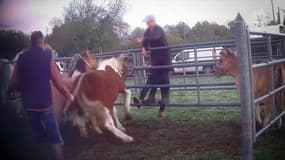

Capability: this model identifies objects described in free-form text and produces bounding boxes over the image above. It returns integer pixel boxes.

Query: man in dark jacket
[135,15,171,117]
[11,31,73,160]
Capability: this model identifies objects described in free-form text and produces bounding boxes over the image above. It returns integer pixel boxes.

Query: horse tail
[77,92,108,126]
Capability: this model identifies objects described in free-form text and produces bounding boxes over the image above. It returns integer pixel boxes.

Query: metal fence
[235,15,285,160]
[55,32,284,109]
[52,15,285,160]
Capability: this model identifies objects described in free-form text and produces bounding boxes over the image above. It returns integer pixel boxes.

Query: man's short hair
[31,31,44,46]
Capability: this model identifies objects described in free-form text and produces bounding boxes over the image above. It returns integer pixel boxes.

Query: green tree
[164,25,183,45]
[0,30,29,60]
[47,0,127,56]
[175,22,191,41]
[189,21,233,43]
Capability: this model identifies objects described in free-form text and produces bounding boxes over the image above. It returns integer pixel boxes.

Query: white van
[172,47,222,74]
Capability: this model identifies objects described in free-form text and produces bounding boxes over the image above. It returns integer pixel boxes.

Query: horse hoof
[159,112,166,118]
[125,114,132,121]
[95,128,103,134]
[123,136,134,143]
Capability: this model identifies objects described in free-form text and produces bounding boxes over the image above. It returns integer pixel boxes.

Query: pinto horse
[52,50,98,121]
[65,54,133,143]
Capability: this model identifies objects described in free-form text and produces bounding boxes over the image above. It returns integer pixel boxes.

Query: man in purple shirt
[11,31,73,160]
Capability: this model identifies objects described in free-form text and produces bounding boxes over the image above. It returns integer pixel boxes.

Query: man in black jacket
[135,15,171,117]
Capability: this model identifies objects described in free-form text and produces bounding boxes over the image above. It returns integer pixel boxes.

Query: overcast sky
[0,0,285,34]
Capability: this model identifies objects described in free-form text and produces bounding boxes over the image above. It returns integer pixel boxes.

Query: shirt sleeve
[142,30,149,49]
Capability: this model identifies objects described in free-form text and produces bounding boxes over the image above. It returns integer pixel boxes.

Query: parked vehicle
[172,47,222,74]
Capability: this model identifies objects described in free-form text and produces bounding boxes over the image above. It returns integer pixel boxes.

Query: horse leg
[102,111,133,143]
[90,115,103,134]
[111,107,126,132]
[72,114,88,137]
[122,89,132,120]
[255,103,262,125]
[263,97,273,127]
[79,93,133,142]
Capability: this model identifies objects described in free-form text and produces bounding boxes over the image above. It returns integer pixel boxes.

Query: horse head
[117,54,129,77]
[215,48,238,77]
[81,50,98,70]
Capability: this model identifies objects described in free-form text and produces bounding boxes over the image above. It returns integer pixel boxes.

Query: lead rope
[63,73,85,120]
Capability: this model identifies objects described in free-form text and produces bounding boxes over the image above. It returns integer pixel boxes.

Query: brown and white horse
[52,49,99,121]
[65,54,133,143]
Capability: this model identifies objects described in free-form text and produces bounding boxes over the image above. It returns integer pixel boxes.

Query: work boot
[158,97,169,118]
[53,144,64,160]
[133,97,143,108]
[142,95,157,105]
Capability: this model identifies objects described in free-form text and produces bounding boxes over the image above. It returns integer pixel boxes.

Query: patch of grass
[254,127,285,160]
[123,108,241,126]
[123,75,239,105]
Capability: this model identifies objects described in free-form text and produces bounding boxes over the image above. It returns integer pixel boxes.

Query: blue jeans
[27,107,63,144]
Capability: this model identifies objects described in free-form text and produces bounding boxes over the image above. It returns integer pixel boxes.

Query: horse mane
[97,57,122,75]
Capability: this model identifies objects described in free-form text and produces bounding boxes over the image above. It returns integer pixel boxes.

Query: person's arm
[142,31,150,56]
[50,60,74,101]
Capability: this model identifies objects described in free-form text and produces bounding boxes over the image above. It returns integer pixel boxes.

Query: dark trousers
[139,68,170,100]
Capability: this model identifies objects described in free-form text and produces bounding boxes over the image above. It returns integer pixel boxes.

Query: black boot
[158,97,169,118]
[133,97,143,108]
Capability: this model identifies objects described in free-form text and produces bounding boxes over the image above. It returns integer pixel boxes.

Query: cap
[143,15,156,23]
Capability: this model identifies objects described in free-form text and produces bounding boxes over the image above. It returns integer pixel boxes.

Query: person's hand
[142,47,149,57]
[143,64,151,68]
[136,37,143,44]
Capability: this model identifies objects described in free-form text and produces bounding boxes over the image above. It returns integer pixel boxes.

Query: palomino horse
[65,54,133,143]
[215,48,285,127]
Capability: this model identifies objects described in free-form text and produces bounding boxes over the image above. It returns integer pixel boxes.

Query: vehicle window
[175,51,191,61]
[175,53,183,61]
[182,52,189,60]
